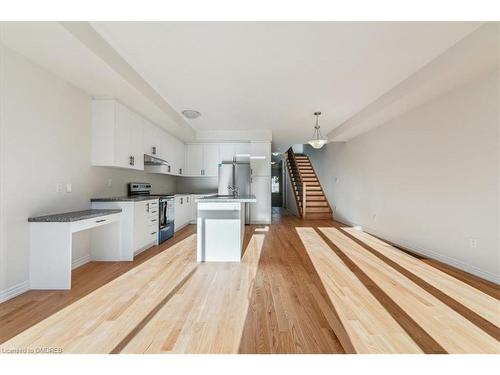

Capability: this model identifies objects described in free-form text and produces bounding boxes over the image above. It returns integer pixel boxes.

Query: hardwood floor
[317,227,499,353]
[121,232,264,353]
[0,225,196,345]
[0,208,498,354]
[238,217,346,353]
[1,234,197,353]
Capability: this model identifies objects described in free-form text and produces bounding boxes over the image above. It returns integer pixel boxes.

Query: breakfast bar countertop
[195,194,256,203]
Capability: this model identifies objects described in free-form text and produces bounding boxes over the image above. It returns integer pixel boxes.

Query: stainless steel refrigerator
[218,160,251,223]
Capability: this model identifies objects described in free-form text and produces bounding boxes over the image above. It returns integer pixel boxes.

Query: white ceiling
[91,21,482,151]
[0,22,195,141]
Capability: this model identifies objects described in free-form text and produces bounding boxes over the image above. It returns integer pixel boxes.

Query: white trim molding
[335,218,500,285]
[72,254,91,270]
[0,280,29,304]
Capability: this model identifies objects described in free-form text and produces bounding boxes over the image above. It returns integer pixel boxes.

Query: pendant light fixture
[308,111,327,149]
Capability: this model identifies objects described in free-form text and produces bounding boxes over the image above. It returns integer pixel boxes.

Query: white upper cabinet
[184,142,254,176]
[250,141,271,177]
[186,144,204,176]
[172,137,186,176]
[203,144,220,176]
[186,144,219,176]
[92,99,143,170]
[219,143,250,163]
[142,120,164,159]
[234,142,251,157]
[92,101,259,178]
[219,143,235,163]
[92,99,186,175]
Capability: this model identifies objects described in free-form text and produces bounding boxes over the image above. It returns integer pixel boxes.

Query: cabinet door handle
[180,197,183,204]
[179,168,182,175]
[129,156,134,166]
[147,203,150,212]
[95,219,106,223]
[152,146,156,155]
[168,165,171,173]
[151,231,157,235]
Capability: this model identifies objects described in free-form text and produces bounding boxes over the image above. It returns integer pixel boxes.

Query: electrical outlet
[55,183,62,193]
[469,238,478,249]
[107,179,112,187]
[66,183,72,193]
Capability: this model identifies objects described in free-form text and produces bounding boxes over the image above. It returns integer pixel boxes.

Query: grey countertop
[196,194,256,203]
[91,196,160,202]
[28,209,122,223]
[91,193,217,202]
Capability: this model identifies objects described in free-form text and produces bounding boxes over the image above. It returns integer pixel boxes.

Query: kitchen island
[196,195,257,262]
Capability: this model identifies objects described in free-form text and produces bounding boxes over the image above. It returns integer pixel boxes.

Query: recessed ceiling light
[182,110,201,119]
[272,152,280,156]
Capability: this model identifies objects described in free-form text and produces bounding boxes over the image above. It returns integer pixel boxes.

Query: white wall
[0,45,176,301]
[306,70,499,283]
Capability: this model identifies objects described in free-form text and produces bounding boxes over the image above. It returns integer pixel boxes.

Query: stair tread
[305,207,332,213]
[287,148,333,220]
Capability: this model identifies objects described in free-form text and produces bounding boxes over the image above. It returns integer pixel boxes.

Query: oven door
[159,197,174,243]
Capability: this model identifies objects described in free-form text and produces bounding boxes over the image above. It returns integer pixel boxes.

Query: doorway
[271,160,283,207]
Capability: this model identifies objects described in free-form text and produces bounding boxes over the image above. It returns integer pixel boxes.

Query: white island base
[196,196,256,262]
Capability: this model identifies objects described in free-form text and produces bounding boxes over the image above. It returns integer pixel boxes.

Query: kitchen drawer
[148,200,159,208]
[70,213,121,233]
[147,227,158,242]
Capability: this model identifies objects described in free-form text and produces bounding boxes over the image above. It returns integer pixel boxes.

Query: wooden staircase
[285,148,333,220]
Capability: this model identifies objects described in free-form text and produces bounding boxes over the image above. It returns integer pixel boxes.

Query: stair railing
[286,147,306,218]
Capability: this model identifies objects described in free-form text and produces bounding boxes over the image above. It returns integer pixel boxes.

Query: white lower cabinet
[91,199,159,260]
[133,200,159,254]
[174,195,192,232]
[251,176,271,224]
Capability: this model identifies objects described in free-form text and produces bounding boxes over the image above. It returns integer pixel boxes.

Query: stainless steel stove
[128,183,175,244]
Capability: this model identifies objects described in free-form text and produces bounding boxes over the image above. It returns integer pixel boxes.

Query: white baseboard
[0,280,30,304]
[334,218,500,285]
[72,254,91,270]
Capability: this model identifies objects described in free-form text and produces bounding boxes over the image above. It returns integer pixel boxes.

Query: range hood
[144,154,169,166]
[144,154,172,174]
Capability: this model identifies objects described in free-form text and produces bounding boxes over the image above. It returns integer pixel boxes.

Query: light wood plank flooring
[1,234,197,353]
[120,233,264,353]
[0,208,498,354]
[317,227,499,353]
